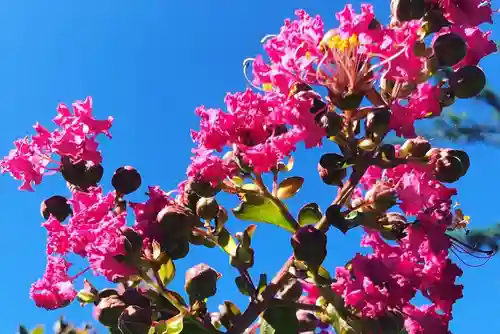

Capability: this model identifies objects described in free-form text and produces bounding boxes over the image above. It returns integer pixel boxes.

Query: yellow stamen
[262,83,273,91]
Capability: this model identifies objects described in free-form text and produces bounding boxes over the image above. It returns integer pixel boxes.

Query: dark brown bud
[40,195,72,221]
[330,92,364,110]
[196,197,220,220]
[190,179,221,198]
[365,107,391,139]
[157,205,200,240]
[310,98,327,114]
[185,263,221,301]
[319,112,343,137]
[117,305,152,334]
[398,137,431,158]
[433,33,466,67]
[423,8,450,34]
[122,228,143,259]
[93,295,126,327]
[391,0,425,22]
[439,87,456,107]
[325,204,351,234]
[297,310,319,332]
[449,65,486,99]
[112,166,142,195]
[429,149,470,183]
[378,144,396,162]
[61,157,103,191]
[120,288,150,309]
[317,153,347,186]
[163,238,190,260]
[291,226,327,268]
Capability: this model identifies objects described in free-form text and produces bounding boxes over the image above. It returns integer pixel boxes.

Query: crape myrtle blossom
[43,187,134,283]
[432,0,494,26]
[0,97,112,191]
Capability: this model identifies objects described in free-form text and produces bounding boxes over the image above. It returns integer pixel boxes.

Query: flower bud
[120,288,150,309]
[185,263,221,301]
[423,8,450,34]
[310,98,327,114]
[329,91,364,110]
[93,295,126,327]
[122,228,143,259]
[40,195,72,221]
[191,179,221,198]
[398,137,431,158]
[365,107,391,139]
[196,197,220,220]
[378,144,396,162]
[377,212,408,240]
[433,33,466,67]
[291,226,327,268]
[429,149,470,183]
[157,205,200,240]
[61,157,103,191]
[449,65,486,99]
[391,0,425,22]
[118,305,152,334]
[163,238,190,260]
[439,87,456,107]
[319,112,343,137]
[112,166,142,195]
[365,184,397,212]
[317,153,347,186]
[325,204,351,234]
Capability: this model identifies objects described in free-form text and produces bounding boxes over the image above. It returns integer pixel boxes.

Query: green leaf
[232,193,296,232]
[257,274,267,294]
[235,276,252,296]
[298,203,322,226]
[276,176,304,199]
[166,314,184,334]
[158,257,176,287]
[261,307,299,334]
[30,327,44,334]
[217,228,238,257]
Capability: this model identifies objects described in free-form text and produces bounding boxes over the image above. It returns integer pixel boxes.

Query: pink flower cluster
[0,97,112,191]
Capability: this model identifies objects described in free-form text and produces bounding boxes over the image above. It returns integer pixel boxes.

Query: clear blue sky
[0,1,499,333]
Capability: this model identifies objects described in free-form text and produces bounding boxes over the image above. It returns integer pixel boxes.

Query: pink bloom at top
[336,4,376,36]
[436,0,493,26]
[434,26,497,68]
[390,83,442,138]
[0,97,112,191]
[30,255,77,310]
[187,149,237,186]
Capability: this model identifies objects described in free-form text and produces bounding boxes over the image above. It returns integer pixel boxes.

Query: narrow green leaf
[232,193,296,232]
[158,257,175,287]
[30,327,44,334]
[298,203,322,226]
[77,290,96,304]
[217,228,238,257]
[276,176,304,199]
[257,274,267,294]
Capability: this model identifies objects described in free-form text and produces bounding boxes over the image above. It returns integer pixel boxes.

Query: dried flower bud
[157,205,200,240]
[291,226,327,268]
[94,295,126,327]
[423,8,450,34]
[317,153,347,186]
[429,149,470,183]
[433,33,466,67]
[118,305,152,334]
[449,65,486,99]
[196,197,220,220]
[61,157,103,191]
[40,195,72,221]
[112,166,142,195]
[319,112,343,137]
[185,263,220,301]
[398,137,431,158]
[122,228,143,258]
[365,107,391,139]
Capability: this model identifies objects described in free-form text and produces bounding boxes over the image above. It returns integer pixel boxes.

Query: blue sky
[0,0,500,332]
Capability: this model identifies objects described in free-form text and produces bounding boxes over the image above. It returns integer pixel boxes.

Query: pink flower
[434,26,497,68]
[0,97,112,191]
[402,304,450,334]
[187,149,236,186]
[30,256,76,310]
[390,83,442,138]
[436,0,493,26]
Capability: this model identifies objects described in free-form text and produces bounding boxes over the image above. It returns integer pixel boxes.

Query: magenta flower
[436,0,493,26]
[402,304,450,334]
[30,256,77,310]
[0,97,112,191]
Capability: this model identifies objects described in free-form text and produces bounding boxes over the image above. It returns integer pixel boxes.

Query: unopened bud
[185,263,221,301]
[122,228,143,258]
[157,205,200,240]
[112,166,142,195]
[391,0,425,22]
[319,112,343,137]
[163,238,190,260]
[317,153,347,186]
[329,91,364,111]
[365,108,391,139]
[325,205,351,234]
[61,157,103,191]
[429,149,470,183]
[423,8,450,34]
[41,195,72,221]
[377,212,408,240]
[118,305,152,334]
[297,310,319,332]
[433,33,466,67]
[120,289,150,309]
[291,226,327,268]
[191,179,221,198]
[93,295,126,327]
[196,197,220,220]
[379,144,396,162]
[398,137,431,158]
[449,65,486,99]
